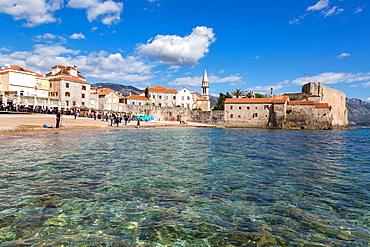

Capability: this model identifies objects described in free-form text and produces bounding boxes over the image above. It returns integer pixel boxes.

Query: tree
[231,89,244,98]
[214,92,233,110]
[144,87,150,99]
[255,93,264,98]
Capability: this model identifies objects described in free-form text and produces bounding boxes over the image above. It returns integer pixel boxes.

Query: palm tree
[231,89,244,98]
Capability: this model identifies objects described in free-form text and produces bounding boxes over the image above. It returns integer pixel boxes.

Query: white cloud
[324,6,344,17]
[33,33,67,43]
[0,0,63,27]
[355,6,365,14]
[0,47,11,52]
[247,84,284,93]
[70,33,86,40]
[0,44,155,83]
[168,74,242,87]
[306,0,330,11]
[350,81,370,88]
[337,53,351,59]
[67,0,123,25]
[292,72,370,85]
[136,26,216,67]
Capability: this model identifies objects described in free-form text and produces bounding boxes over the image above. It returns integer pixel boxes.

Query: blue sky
[0,0,369,101]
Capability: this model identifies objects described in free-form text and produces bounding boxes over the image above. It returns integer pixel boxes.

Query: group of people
[57,111,140,128]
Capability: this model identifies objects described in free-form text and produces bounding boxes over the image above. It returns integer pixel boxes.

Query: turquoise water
[0,128,369,246]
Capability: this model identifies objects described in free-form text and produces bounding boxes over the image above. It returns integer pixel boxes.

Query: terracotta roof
[124,95,149,100]
[314,103,330,108]
[91,88,116,95]
[49,76,89,84]
[288,101,330,109]
[197,96,209,101]
[148,86,178,93]
[288,101,315,105]
[308,95,320,97]
[225,96,289,104]
[0,65,35,74]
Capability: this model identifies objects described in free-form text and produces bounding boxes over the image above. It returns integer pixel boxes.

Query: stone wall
[284,104,333,129]
[190,110,224,125]
[120,104,192,122]
[302,83,348,127]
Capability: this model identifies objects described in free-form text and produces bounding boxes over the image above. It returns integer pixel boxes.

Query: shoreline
[0,114,219,136]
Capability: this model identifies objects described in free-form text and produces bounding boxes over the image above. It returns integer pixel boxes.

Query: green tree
[214,92,232,110]
[144,87,150,99]
[231,89,244,98]
[255,93,264,98]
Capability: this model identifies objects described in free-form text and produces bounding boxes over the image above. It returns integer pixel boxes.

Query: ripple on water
[0,128,369,246]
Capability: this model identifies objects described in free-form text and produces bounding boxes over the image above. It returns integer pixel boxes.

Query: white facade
[176,87,194,108]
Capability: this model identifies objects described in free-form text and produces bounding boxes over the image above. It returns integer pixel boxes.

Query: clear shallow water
[0,128,369,246]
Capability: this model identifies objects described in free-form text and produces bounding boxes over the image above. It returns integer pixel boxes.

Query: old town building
[46,65,91,110]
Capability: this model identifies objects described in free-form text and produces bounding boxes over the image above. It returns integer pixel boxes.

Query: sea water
[0,128,369,246]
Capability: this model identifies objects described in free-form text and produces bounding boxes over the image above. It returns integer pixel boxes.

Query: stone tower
[201,69,209,100]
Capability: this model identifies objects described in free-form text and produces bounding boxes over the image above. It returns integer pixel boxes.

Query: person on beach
[136,119,140,128]
[56,111,61,128]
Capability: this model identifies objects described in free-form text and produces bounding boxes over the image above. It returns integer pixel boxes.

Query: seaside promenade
[0,113,216,136]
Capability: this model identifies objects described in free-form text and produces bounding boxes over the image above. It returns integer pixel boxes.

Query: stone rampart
[190,110,224,125]
[284,104,333,129]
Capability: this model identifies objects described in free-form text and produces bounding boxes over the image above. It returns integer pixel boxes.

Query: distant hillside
[347,98,370,127]
[92,83,142,96]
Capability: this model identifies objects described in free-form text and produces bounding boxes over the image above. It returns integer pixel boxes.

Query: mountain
[92,83,142,96]
[346,98,370,127]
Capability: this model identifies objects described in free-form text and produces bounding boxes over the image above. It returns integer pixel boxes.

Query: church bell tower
[201,69,209,100]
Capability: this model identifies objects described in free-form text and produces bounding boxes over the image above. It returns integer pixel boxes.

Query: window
[82,85,86,90]
[230,106,233,110]
[173,96,176,100]
[239,107,242,110]
[132,102,135,105]
[264,105,269,109]
[253,113,258,118]
[165,96,168,100]
[159,96,162,99]
[66,83,69,88]
[159,103,162,107]
[73,101,76,106]
[153,95,155,99]
[182,96,185,100]
[255,107,258,109]
[230,114,234,118]
[65,92,70,97]
[82,94,85,98]
[82,102,85,106]
[247,107,250,110]
[187,96,190,100]
[50,83,53,87]
[55,92,58,96]
[139,102,141,105]
[238,115,241,118]
[66,101,69,106]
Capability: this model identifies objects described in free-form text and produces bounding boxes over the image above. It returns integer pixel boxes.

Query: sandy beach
[0,113,217,136]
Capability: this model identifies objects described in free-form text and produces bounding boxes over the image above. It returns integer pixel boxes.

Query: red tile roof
[288,101,330,108]
[124,95,149,100]
[288,101,315,105]
[225,96,289,104]
[314,103,330,108]
[148,86,178,93]
[49,76,89,84]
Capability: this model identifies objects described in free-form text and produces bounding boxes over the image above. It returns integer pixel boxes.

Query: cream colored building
[176,87,194,108]
[46,65,91,110]
[142,86,178,107]
[123,94,150,106]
